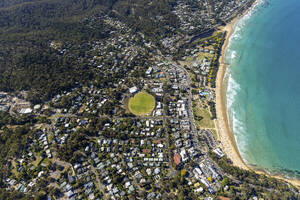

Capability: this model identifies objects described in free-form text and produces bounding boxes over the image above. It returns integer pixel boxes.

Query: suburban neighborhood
[0,0,299,200]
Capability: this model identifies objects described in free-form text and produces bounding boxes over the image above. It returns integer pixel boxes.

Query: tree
[180,169,187,183]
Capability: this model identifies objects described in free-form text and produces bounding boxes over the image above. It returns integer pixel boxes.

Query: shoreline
[215,0,300,188]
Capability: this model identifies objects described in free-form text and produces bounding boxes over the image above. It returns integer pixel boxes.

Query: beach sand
[216,12,250,170]
[215,0,300,188]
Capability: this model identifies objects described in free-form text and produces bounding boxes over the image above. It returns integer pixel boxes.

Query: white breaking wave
[226,74,240,109]
[224,0,265,161]
[231,50,237,60]
[226,75,249,158]
[227,0,264,51]
[231,109,249,158]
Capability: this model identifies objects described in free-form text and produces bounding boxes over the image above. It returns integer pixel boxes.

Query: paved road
[169,61,203,152]
[91,166,108,200]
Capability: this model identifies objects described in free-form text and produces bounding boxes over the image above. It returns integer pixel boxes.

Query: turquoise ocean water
[226,0,300,178]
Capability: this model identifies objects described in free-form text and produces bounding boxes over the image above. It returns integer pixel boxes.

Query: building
[19,108,33,114]
[174,153,181,165]
[129,86,138,94]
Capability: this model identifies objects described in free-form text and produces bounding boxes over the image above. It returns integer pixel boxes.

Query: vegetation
[128,92,156,116]
[0,0,179,103]
[0,111,36,126]
[208,101,217,120]
[209,151,299,199]
[194,105,215,128]
[0,0,297,199]
[0,125,33,181]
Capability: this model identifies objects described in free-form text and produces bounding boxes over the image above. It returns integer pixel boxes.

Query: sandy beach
[215,0,300,188]
[216,12,250,171]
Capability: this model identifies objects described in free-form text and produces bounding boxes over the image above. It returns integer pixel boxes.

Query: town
[0,0,299,200]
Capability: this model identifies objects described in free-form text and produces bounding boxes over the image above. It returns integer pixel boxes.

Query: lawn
[194,106,215,129]
[129,92,156,116]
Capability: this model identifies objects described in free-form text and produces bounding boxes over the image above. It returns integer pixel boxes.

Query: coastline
[216,2,254,171]
[215,0,300,187]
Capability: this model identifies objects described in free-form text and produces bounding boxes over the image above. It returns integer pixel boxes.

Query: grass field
[129,92,155,116]
[194,105,215,129]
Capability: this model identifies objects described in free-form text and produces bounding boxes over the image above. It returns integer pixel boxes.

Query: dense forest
[0,0,179,103]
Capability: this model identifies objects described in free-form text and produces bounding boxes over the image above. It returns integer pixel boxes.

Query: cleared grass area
[179,52,213,67]
[197,52,214,60]
[129,92,155,116]
[194,106,215,128]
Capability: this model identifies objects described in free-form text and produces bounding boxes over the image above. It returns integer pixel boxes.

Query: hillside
[0,0,253,103]
[0,0,179,103]
[1,1,299,200]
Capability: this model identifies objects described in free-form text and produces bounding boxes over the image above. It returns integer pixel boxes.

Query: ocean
[225,0,300,178]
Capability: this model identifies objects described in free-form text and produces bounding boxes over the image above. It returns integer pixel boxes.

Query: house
[19,108,33,114]
[146,67,153,76]
[147,192,156,199]
[184,132,190,139]
[127,162,133,169]
[112,187,119,194]
[125,181,131,189]
[188,147,197,157]
[208,165,221,180]
[174,132,180,139]
[66,190,74,198]
[129,86,138,94]
[0,105,9,112]
[38,171,44,177]
[185,140,192,148]
[120,191,126,197]
[154,168,160,175]
[180,148,189,162]
[208,187,215,194]
[33,104,41,110]
[146,168,152,175]
[156,102,162,109]
[194,187,203,193]
[213,148,224,158]
[68,175,76,184]
[175,139,182,148]
[193,167,203,176]
[200,178,210,187]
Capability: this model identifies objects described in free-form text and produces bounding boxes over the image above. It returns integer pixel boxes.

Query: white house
[129,86,138,94]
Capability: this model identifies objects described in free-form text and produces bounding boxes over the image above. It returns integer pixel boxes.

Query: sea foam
[224,0,265,164]
[225,0,300,179]
[227,0,264,49]
[226,74,249,160]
